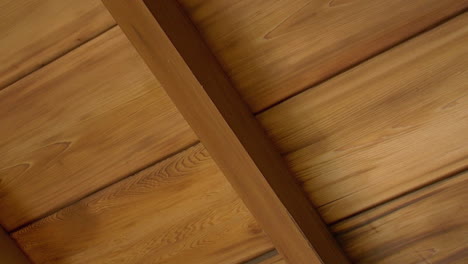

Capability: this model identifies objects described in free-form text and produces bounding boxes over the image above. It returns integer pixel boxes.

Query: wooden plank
[0,26,198,231]
[101,1,348,263]
[0,0,116,89]
[258,13,468,223]
[12,144,273,264]
[332,171,468,263]
[179,0,468,112]
[0,228,30,264]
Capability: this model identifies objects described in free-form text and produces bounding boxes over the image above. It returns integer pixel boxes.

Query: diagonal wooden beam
[101,1,349,263]
[0,227,30,263]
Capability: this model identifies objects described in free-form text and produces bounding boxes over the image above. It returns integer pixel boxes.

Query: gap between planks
[254,7,468,115]
[0,24,117,92]
[8,141,201,234]
[330,165,468,226]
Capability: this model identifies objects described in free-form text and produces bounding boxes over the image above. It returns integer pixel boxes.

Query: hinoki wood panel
[0,0,115,89]
[0,27,197,231]
[259,13,468,223]
[179,0,468,112]
[12,144,273,264]
[333,171,468,263]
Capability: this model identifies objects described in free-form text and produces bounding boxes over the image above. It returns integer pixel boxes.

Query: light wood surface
[333,171,468,263]
[3,0,466,263]
[0,26,198,231]
[12,144,273,264]
[0,228,30,264]
[102,1,349,263]
[179,0,468,112]
[259,13,468,223]
[0,0,115,89]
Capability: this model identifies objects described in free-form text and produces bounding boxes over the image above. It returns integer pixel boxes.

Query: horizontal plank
[179,0,468,112]
[0,228,30,264]
[0,27,198,231]
[332,171,468,263]
[11,144,273,264]
[258,13,468,223]
[0,0,115,89]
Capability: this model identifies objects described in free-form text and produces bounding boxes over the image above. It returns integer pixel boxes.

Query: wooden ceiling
[1,0,467,263]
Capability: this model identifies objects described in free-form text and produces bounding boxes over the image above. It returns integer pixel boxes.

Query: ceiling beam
[101,1,349,263]
[0,227,30,263]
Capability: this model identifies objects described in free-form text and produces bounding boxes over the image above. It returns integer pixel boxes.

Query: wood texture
[0,228,30,264]
[179,0,468,112]
[333,171,468,264]
[258,13,468,223]
[0,0,116,89]
[102,1,348,263]
[12,144,273,264]
[0,26,198,231]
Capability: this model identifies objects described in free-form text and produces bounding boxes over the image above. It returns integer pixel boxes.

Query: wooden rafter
[101,0,350,263]
[0,227,30,264]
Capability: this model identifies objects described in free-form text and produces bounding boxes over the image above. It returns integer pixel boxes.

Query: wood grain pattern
[179,0,468,112]
[0,228,30,264]
[12,144,273,264]
[258,13,468,223]
[333,171,468,264]
[0,0,116,89]
[0,26,198,231]
[102,1,349,263]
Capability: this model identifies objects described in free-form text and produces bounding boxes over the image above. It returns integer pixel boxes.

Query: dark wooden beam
[101,1,349,263]
[0,227,30,263]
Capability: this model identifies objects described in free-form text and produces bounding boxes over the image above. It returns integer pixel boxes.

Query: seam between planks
[254,7,468,116]
[240,169,468,262]
[8,140,201,234]
[0,24,118,92]
[329,166,468,227]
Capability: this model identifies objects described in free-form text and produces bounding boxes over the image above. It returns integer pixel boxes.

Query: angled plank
[179,0,468,112]
[259,13,468,223]
[12,144,273,264]
[0,27,198,231]
[333,171,468,263]
[0,228,30,264]
[102,1,348,263]
[0,0,116,89]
